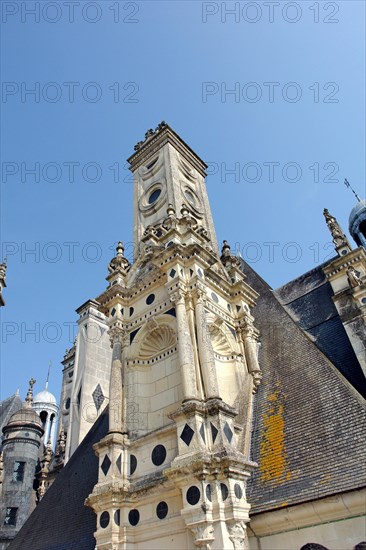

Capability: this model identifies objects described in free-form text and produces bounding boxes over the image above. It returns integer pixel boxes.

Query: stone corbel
[227,521,249,550]
[189,522,215,550]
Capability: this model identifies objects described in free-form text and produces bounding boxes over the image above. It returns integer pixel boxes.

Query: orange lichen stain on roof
[259,388,292,485]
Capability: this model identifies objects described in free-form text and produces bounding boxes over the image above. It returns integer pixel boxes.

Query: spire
[344,178,361,203]
[25,378,36,408]
[323,208,352,255]
[46,361,51,391]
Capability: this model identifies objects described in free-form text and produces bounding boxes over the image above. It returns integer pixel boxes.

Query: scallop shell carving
[139,326,177,359]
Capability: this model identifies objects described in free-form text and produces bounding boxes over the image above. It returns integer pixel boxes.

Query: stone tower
[0,380,44,549]
[62,301,112,462]
[86,123,262,549]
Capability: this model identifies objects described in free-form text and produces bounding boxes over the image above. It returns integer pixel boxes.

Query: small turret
[0,380,44,547]
[349,199,366,248]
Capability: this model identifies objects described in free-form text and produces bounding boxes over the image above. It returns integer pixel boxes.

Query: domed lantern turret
[349,199,366,248]
[33,366,59,449]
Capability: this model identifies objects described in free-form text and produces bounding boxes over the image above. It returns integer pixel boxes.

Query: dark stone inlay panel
[180,423,194,446]
[223,422,233,443]
[101,455,111,476]
[199,423,206,443]
[156,501,168,519]
[220,483,228,501]
[234,483,243,500]
[130,454,137,475]
[186,486,200,505]
[114,510,120,526]
[100,511,110,529]
[210,423,218,443]
[152,444,166,466]
[128,509,140,526]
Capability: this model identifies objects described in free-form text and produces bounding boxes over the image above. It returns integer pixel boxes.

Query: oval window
[185,190,195,205]
[148,189,161,205]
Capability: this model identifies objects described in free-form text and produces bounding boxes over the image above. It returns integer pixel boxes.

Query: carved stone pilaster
[107,324,128,433]
[239,315,262,392]
[194,287,220,400]
[169,289,198,400]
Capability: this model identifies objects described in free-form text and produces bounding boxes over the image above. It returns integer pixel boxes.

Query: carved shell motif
[138,325,177,359]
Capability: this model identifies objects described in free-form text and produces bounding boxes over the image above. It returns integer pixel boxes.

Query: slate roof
[8,410,109,550]
[275,260,366,398]
[242,259,366,514]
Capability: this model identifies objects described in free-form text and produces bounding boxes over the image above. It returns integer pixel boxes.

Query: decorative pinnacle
[107,241,131,275]
[221,240,231,256]
[25,378,36,408]
[323,208,351,251]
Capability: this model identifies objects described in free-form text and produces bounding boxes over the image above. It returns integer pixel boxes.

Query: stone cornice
[323,247,366,279]
[249,487,366,537]
[127,123,208,177]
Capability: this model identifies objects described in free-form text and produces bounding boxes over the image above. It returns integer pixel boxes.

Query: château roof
[8,259,366,546]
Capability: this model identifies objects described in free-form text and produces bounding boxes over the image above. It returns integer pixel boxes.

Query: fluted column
[170,290,198,401]
[194,288,220,399]
[108,324,128,433]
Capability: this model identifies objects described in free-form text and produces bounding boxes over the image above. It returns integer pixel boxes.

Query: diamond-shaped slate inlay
[180,423,194,446]
[101,454,111,476]
[223,422,233,443]
[199,423,206,443]
[116,453,122,474]
[210,423,218,443]
[169,269,176,278]
[92,384,105,411]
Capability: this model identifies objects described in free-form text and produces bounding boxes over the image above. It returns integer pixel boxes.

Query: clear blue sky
[1,1,365,402]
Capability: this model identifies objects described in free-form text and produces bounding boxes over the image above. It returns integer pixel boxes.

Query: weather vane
[344,178,361,202]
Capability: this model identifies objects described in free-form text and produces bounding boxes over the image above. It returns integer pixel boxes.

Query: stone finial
[221,240,240,268]
[323,208,351,250]
[167,203,176,217]
[25,378,36,408]
[107,241,131,275]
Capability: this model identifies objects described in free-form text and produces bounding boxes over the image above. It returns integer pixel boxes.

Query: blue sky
[1,0,365,402]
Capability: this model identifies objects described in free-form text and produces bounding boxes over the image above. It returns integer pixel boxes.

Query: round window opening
[152,444,167,466]
[148,188,161,205]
